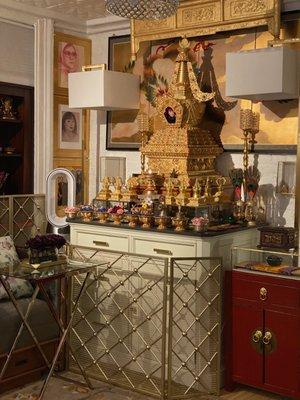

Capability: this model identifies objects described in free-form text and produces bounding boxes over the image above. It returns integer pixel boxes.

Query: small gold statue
[203,177,213,203]
[214,177,230,203]
[176,178,190,206]
[0,97,16,120]
[96,177,112,201]
[164,178,176,205]
[188,178,205,207]
[110,177,123,202]
[122,177,139,202]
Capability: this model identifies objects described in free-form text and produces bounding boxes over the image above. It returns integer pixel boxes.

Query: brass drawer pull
[252,330,263,343]
[263,331,272,345]
[153,248,173,255]
[259,287,267,301]
[93,241,109,247]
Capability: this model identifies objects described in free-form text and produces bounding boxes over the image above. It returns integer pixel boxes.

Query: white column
[34,17,53,194]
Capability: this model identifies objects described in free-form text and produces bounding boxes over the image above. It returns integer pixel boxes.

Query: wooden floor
[220,386,288,399]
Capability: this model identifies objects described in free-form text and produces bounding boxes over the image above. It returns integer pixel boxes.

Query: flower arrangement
[97,206,107,213]
[108,204,125,215]
[26,234,66,264]
[26,234,66,250]
[191,216,209,231]
[65,206,80,213]
[80,205,93,212]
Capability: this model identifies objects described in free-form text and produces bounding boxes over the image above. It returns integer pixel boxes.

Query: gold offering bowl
[112,213,123,225]
[65,211,78,219]
[172,217,188,232]
[127,214,139,228]
[80,211,94,222]
[94,211,109,223]
[155,216,170,230]
[139,215,153,229]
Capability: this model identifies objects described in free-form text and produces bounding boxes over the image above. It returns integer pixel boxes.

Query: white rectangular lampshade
[226,47,299,101]
[68,69,140,110]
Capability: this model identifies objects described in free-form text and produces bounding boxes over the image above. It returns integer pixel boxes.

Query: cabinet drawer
[132,237,196,258]
[73,229,129,253]
[232,273,300,310]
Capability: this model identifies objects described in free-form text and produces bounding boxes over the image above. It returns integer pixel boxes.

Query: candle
[241,183,245,202]
[240,109,253,130]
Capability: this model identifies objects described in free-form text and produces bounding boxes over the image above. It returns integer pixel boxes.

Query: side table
[0,259,105,399]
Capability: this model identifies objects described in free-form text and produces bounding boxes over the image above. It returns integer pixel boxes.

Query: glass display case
[231,246,299,276]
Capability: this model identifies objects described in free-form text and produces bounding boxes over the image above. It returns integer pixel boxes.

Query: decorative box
[258,227,297,250]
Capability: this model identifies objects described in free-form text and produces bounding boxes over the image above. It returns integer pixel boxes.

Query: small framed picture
[53,158,85,211]
[54,95,85,158]
[54,32,91,96]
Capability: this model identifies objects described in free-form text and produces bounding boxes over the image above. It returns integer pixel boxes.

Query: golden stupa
[141,38,223,181]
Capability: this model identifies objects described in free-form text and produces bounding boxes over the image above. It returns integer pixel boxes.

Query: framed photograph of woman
[53,158,85,214]
[53,95,86,158]
[54,32,91,96]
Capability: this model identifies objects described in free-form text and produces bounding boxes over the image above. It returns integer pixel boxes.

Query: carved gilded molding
[131,0,281,59]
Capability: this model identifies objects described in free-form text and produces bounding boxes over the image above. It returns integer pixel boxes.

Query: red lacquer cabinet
[226,270,300,399]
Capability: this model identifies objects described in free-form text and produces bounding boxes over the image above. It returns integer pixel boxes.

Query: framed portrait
[53,158,86,214]
[54,95,86,158]
[106,35,141,150]
[54,32,91,96]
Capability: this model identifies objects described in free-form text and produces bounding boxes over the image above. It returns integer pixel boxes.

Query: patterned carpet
[0,374,285,400]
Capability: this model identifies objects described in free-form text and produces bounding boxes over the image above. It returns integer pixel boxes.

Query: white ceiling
[13,0,107,20]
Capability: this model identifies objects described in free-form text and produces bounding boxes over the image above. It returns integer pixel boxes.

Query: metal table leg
[38,279,93,390]
[0,284,40,380]
[0,276,51,371]
[38,271,93,399]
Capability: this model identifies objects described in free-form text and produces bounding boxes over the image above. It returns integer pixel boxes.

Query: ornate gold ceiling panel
[130,0,281,59]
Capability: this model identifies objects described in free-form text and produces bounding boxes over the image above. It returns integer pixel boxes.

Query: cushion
[0,236,20,266]
[0,277,34,301]
[0,236,33,301]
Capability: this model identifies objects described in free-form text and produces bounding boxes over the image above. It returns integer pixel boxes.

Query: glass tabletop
[0,258,105,281]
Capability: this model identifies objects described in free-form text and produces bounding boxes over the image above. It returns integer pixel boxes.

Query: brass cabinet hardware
[263,331,272,345]
[259,287,267,301]
[252,330,263,343]
[93,241,109,247]
[153,248,172,255]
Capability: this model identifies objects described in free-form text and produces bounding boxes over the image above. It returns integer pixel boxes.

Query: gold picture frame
[53,94,87,158]
[53,157,87,210]
[54,32,91,96]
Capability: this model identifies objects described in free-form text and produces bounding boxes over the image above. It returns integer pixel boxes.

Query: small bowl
[4,147,15,154]
[266,255,282,267]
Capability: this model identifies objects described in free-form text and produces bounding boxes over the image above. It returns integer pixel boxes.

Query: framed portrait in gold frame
[53,95,88,158]
[54,32,91,96]
[53,157,87,212]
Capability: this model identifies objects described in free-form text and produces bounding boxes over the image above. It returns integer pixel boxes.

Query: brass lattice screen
[0,194,47,245]
[68,246,221,399]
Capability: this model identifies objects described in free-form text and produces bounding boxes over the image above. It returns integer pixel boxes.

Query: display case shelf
[231,246,299,277]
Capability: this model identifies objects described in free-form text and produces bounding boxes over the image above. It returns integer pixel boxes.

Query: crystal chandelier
[105,0,180,20]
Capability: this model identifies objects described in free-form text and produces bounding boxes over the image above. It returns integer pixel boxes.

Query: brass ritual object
[188,178,204,207]
[122,177,139,202]
[155,216,170,230]
[110,177,123,202]
[164,178,176,205]
[80,211,94,222]
[176,178,190,206]
[126,214,140,228]
[96,177,112,201]
[172,215,188,231]
[139,215,154,229]
[214,177,229,203]
[95,212,109,223]
[141,38,223,181]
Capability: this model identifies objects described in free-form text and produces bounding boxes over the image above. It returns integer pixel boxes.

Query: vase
[95,212,109,223]
[127,214,139,228]
[112,213,122,225]
[29,246,58,264]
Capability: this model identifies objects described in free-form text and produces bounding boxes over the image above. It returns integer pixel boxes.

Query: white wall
[0,21,34,86]
[89,25,297,228]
